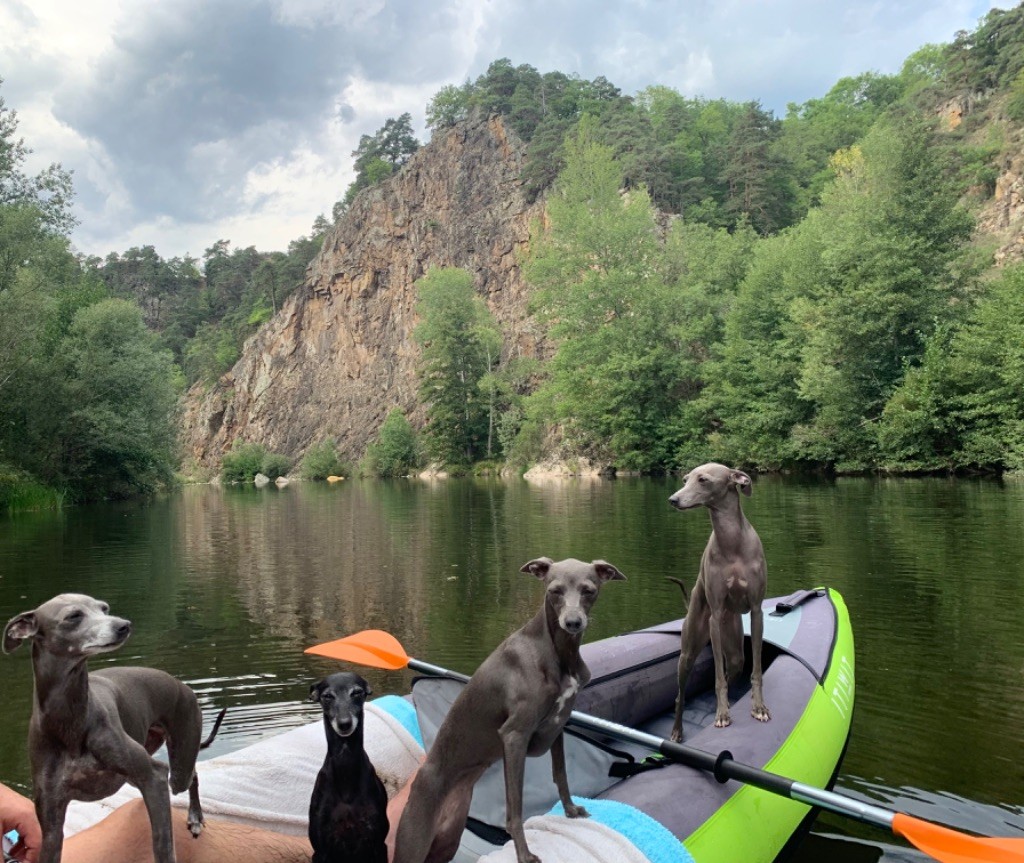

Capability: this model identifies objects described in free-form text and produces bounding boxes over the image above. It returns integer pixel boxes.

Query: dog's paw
[187,819,204,839]
[564,802,590,819]
[669,727,684,743]
[714,713,732,728]
[751,704,771,722]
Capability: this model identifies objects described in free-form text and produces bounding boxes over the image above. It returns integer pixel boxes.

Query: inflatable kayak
[62,587,854,863]
[412,585,856,863]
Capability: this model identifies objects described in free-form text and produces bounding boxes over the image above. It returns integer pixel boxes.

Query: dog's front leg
[749,605,770,722]
[35,789,69,863]
[550,732,588,819]
[708,611,732,728]
[500,727,540,863]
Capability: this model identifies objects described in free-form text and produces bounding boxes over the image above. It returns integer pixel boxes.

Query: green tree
[880,265,1024,472]
[524,118,698,470]
[721,101,792,233]
[708,113,973,471]
[778,72,902,214]
[700,230,814,468]
[342,114,421,207]
[300,440,348,480]
[790,116,973,468]
[426,83,472,132]
[364,409,419,477]
[1006,67,1024,122]
[375,114,420,167]
[0,79,76,234]
[221,442,291,482]
[414,268,500,466]
[56,299,179,498]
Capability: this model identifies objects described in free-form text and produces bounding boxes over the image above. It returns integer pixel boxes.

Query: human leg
[62,800,311,863]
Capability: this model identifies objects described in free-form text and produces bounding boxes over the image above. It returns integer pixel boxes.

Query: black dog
[308,672,389,863]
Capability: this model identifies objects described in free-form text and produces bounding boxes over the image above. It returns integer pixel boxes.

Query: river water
[2,476,1023,860]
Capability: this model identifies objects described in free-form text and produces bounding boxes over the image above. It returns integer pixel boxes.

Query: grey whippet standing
[3,593,226,863]
[668,463,770,741]
[393,557,626,863]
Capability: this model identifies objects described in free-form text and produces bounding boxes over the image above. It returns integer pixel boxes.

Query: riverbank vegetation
[220,442,292,484]
[1,84,180,510]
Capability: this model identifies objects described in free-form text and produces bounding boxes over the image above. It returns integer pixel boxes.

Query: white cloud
[0,0,1013,260]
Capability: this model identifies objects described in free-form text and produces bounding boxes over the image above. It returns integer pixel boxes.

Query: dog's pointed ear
[731,470,752,497]
[592,561,626,582]
[3,612,37,654]
[308,680,325,703]
[520,557,554,579]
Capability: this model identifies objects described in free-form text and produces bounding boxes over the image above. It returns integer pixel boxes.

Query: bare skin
[62,801,311,863]
[2,782,43,863]
[2,776,422,863]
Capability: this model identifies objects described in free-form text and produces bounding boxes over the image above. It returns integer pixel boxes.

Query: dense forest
[387,5,1024,475]
[2,4,1024,508]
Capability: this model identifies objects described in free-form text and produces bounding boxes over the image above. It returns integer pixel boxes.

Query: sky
[0,0,1010,261]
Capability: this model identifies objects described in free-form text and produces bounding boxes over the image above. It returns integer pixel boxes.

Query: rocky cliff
[180,116,545,471]
[978,147,1024,265]
[180,107,1024,475]
[942,93,1024,266]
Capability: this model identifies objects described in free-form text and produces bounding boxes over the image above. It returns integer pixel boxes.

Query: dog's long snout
[330,713,358,737]
[560,610,586,634]
[107,618,132,646]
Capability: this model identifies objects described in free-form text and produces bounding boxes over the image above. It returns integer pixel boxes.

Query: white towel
[63,702,424,838]
[476,814,652,863]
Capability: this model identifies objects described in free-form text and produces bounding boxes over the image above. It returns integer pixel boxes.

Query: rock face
[976,148,1024,266]
[179,116,545,471]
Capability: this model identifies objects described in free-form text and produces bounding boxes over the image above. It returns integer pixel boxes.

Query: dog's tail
[665,577,689,611]
[200,707,228,749]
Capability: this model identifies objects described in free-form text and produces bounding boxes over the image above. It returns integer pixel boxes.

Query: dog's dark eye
[320,691,335,702]
[549,586,565,596]
[351,689,365,701]
[99,603,110,614]
[63,610,84,626]
[697,475,707,483]
[581,586,596,597]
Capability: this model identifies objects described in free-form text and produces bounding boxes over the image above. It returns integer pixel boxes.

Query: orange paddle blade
[304,629,410,670]
[893,813,1024,863]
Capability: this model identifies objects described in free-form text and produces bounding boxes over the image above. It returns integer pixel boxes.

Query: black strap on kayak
[771,588,826,616]
[565,726,645,779]
[464,817,511,846]
[608,752,672,778]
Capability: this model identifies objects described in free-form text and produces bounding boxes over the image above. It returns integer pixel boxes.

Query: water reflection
[2,476,1024,861]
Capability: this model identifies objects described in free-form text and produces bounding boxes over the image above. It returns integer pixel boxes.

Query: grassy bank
[0,465,66,514]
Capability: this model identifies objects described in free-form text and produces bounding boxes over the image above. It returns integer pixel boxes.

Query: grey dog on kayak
[393,557,626,863]
[668,463,770,741]
[3,593,225,863]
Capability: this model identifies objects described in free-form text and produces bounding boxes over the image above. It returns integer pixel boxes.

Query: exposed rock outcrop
[976,147,1024,265]
[180,116,545,471]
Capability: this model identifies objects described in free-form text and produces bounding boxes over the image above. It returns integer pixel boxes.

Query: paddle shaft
[405,656,895,831]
